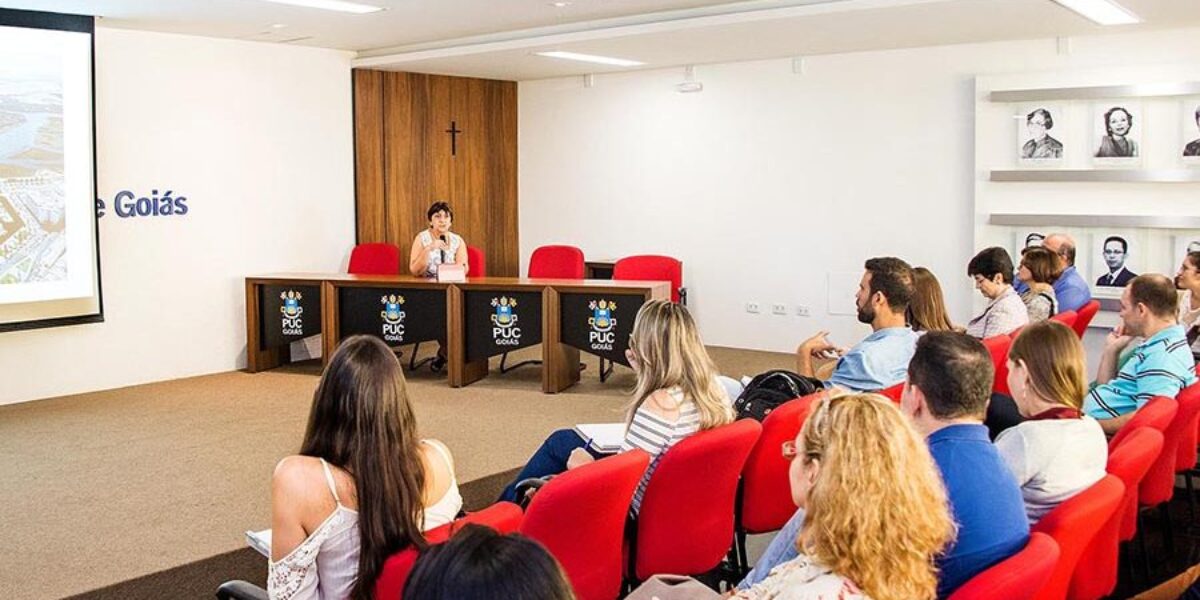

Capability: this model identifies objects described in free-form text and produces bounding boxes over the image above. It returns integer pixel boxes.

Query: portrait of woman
[1019,107,1063,160]
[1184,102,1200,160]
[1094,104,1140,159]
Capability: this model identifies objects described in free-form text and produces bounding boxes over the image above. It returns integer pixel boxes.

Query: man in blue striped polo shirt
[1084,274,1198,434]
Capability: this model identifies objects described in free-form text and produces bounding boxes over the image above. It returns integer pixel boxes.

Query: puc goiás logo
[381,294,406,342]
[588,299,617,351]
[490,296,521,346]
[280,290,304,336]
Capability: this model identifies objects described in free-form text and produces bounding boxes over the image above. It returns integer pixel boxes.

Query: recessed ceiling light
[1051,0,1140,25]
[549,1,572,7]
[271,23,288,28]
[254,0,385,14]
[535,51,644,67]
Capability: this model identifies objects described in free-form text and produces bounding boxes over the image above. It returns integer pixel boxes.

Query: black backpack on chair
[734,369,823,422]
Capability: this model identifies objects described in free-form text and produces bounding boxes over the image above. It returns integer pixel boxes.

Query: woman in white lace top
[268,336,462,600]
[735,394,955,600]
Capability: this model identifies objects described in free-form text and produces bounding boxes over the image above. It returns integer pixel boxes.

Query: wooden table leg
[321,281,338,367]
[543,287,581,393]
[245,279,283,373]
[448,284,488,387]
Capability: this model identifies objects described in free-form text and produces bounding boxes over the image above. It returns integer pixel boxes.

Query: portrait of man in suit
[1185,104,1200,157]
[1096,235,1138,287]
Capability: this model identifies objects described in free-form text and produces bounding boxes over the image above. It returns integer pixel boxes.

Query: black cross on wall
[445,120,462,156]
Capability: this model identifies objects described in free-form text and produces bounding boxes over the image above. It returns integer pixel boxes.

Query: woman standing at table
[409,201,468,277]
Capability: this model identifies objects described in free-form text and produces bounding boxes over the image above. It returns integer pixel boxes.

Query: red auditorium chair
[1030,474,1124,600]
[1073,300,1100,338]
[1173,383,1200,520]
[1080,428,1164,598]
[374,502,524,598]
[878,382,904,404]
[1050,309,1078,331]
[348,242,401,274]
[1107,396,1177,452]
[734,395,819,572]
[215,502,524,600]
[528,245,586,279]
[626,419,761,584]
[613,255,686,304]
[466,245,486,276]
[948,533,1059,600]
[1138,387,1200,558]
[516,450,650,600]
[502,245,586,373]
[981,334,1013,396]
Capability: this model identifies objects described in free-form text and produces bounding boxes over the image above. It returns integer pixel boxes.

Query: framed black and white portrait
[1092,102,1142,166]
[1091,231,1142,295]
[1183,99,1200,164]
[1174,235,1200,273]
[1016,104,1065,166]
[1012,229,1046,264]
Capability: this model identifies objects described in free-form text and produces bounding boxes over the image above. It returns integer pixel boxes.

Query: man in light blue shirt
[1015,233,1091,312]
[1084,274,1197,434]
[795,257,919,392]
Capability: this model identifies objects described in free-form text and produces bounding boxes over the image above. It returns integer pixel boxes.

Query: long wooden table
[245,274,670,393]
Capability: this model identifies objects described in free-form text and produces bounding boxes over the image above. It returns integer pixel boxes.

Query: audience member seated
[498,300,734,511]
[402,524,575,600]
[965,247,1029,338]
[795,257,918,391]
[741,332,1029,598]
[995,321,1106,524]
[1016,233,1091,312]
[908,266,958,333]
[1177,250,1200,357]
[269,335,462,600]
[1084,274,1198,434]
[1017,246,1061,323]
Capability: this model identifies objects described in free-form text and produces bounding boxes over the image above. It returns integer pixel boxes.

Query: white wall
[0,28,355,405]
[519,26,1200,358]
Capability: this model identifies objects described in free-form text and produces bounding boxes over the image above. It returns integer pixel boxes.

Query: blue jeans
[499,429,603,503]
[737,507,805,590]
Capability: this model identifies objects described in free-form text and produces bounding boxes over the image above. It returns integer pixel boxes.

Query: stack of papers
[573,423,625,454]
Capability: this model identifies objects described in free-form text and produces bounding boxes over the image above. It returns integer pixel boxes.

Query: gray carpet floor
[0,344,790,600]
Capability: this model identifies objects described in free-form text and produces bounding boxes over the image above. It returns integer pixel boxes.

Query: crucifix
[445,120,462,156]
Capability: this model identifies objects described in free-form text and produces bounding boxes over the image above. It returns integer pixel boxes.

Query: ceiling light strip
[255,0,385,15]
[1051,0,1140,25]
[534,51,644,67]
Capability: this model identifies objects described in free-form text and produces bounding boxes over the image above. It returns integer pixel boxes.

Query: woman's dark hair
[1020,246,1063,285]
[301,335,427,600]
[402,524,576,600]
[427,201,453,221]
[967,247,1015,285]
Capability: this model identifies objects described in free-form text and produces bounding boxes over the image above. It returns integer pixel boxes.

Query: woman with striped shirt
[498,300,734,512]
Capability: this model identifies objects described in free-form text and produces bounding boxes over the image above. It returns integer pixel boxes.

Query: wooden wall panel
[352,70,385,244]
[354,69,518,276]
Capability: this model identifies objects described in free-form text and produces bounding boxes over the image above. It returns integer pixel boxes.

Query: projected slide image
[0,50,67,286]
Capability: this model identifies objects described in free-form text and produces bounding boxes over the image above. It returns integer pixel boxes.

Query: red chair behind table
[735,395,819,572]
[370,502,523,598]
[981,334,1013,396]
[348,242,401,275]
[948,532,1059,600]
[1050,310,1078,332]
[613,255,685,304]
[1030,474,1124,600]
[1073,300,1101,338]
[1074,428,1164,600]
[466,245,486,277]
[627,419,761,584]
[516,450,650,600]
[528,245,586,279]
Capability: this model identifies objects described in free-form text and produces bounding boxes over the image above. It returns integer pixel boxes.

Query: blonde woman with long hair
[499,300,734,510]
[996,320,1106,524]
[735,394,955,600]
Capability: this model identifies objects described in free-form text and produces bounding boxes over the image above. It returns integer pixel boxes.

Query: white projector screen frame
[0,8,101,333]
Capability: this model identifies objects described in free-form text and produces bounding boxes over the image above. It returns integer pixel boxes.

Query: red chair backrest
[1140,392,1200,506]
[348,242,401,275]
[1175,382,1200,472]
[613,255,683,303]
[948,532,1059,600]
[1030,475,1124,600]
[373,502,524,598]
[739,395,818,534]
[1073,301,1100,338]
[1072,429,1162,600]
[1050,310,1078,331]
[528,245,586,280]
[878,383,904,404]
[1107,428,1164,543]
[981,334,1013,396]
[1107,396,1177,452]
[632,419,761,580]
[466,245,486,277]
[520,450,650,600]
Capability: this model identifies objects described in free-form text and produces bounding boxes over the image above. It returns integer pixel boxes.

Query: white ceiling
[6,0,1200,80]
